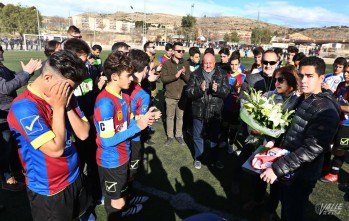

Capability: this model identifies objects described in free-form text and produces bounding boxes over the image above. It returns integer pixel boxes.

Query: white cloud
[246,1,349,27]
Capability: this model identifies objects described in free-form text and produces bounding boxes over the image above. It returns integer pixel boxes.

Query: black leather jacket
[186,67,230,120]
[272,92,341,181]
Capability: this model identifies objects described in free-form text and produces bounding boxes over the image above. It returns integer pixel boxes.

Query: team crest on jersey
[141,105,148,113]
[117,110,123,121]
[335,79,340,84]
[20,115,43,135]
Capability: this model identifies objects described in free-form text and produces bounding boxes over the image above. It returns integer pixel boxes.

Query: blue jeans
[193,118,221,160]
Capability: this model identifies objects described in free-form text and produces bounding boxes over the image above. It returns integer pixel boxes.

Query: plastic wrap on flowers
[240,106,285,138]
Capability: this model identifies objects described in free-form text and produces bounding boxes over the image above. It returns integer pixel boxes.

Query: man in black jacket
[260,56,340,221]
[239,49,278,100]
[186,53,230,169]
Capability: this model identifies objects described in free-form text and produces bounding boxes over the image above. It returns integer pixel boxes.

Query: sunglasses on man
[175,50,185,53]
[147,46,156,49]
[262,60,277,65]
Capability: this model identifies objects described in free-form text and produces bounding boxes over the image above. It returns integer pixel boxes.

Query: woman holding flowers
[260,65,301,221]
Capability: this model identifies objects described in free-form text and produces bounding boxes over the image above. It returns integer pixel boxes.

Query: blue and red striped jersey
[94,86,140,168]
[127,82,150,141]
[7,85,86,196]
[224,72,246,112]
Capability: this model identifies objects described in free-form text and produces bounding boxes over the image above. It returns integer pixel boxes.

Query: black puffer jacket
[272,92,340,181]
[186,67,230,120]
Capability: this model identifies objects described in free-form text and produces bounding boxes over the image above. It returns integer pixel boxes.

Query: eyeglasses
[175,50,185,53]
[262,60,277,66]
[147,46,156,49]
[275,77,285,84]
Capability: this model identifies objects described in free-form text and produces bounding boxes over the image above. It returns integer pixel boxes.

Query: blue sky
[2,0,349,28]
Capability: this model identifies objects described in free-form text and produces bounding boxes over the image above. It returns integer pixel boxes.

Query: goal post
[23,34,67,51]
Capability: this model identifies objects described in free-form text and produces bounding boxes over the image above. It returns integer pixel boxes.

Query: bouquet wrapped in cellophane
[240,88,294,138]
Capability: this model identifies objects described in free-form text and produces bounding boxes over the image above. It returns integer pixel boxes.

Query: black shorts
[98,162,129,199]
[26,174,92,221]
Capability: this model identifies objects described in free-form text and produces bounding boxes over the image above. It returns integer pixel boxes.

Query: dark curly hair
[103,51,134,82]
[43,50,87,82]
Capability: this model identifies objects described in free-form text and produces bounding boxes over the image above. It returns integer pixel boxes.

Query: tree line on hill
[0,3,42,36]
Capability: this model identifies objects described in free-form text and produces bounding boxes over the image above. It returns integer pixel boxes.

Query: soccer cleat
[121,204,143,217]
[129,195,149,205]
[320,173,338,183]
[194,160,201,169]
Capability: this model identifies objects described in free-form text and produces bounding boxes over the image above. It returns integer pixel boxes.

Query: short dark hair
[63,38,90,56]
[231,50,241,59]
[253,47,264,56]
[128,49,150,73]
[103,51,134,82]
[189,47,200,56]
[165,43,173,51]
[218,48,230,56]
[67,25,80,34]
[204,47,214,56]
[299,56,326,76]
[287,46,299,54]
[172,41,183,50]
[229,54,240,64]
[44,40,61,57]
[273,66,299,91]
[92,44,102,51]
[333,57,348,66]
[112,42,130,53]
[143,41,154,51]
[293,52,306,62]
[43,50,87,82]
[273,47,283,56]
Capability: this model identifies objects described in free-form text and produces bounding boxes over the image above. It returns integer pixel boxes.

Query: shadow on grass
[124,146,177,221]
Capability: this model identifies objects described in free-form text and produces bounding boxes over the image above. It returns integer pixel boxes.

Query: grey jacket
[0,65,30,125]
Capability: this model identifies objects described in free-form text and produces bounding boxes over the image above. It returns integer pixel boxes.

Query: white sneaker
[129,195,149,205]
[227,144,234,154]
[121,204,143,217]
[194,160,201,169]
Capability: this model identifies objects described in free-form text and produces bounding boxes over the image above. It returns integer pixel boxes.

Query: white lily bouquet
[240,88,294,138]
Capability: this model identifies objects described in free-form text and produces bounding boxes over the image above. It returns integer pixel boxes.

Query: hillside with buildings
[41,11,349,46]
